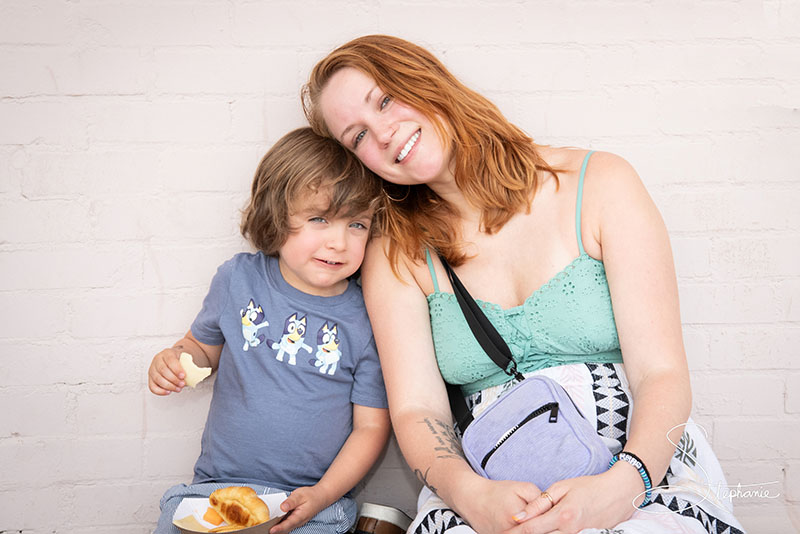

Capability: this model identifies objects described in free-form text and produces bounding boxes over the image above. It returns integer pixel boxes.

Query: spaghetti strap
[425,248,440,293]
[575,150,594,255]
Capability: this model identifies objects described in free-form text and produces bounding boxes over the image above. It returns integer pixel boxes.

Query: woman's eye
[380,96,391,110]
[353,130,366,148]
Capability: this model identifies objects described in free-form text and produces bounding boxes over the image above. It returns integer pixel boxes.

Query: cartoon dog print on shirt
[268,313,312,365]
[240,299,269,352]
[314,322,341,375]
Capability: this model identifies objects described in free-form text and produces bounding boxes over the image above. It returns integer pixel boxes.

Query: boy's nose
[325,227,347,250]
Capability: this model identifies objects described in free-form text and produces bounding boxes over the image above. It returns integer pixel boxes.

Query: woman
[302,35,744,534]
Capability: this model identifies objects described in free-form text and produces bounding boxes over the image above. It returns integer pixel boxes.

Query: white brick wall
[1,1,798,532]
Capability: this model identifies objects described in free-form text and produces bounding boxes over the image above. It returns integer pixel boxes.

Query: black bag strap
[439,257,524,379]
[446,381,474,433]
[438,255,524,433]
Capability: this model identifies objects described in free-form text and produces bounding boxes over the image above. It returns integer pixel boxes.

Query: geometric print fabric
[650,494,744,534]
[586,363,630,448]
[412,508,467,534]
[409,364,745,534]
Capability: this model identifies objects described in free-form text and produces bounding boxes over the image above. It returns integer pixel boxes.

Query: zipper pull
[549,402,559,423]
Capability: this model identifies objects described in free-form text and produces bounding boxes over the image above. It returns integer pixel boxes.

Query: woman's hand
[453,476,544,534]
[506,464,643,534]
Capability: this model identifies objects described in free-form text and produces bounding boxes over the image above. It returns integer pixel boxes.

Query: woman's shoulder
[579,150,650,214]
[541,147,653,257]
[541,146,639,183]
[539,147,646,206]
[362,235,436,296]
[585,150,640,184]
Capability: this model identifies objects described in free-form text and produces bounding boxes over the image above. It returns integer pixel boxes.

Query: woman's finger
[511,490,555,523]
[510,484,572,534]
[510,508,560,534]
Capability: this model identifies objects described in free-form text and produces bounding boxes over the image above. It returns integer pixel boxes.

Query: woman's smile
[395,129,421,163]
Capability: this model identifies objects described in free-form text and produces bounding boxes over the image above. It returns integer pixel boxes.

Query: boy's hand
[270,486,329,534]
[148,347,185,395]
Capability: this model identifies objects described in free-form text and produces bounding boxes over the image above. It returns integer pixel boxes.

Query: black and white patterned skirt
[408,363,746,534]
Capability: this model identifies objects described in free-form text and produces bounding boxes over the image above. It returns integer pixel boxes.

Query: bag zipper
[480,402,559,469]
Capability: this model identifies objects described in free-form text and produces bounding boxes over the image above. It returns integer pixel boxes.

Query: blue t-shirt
[189,252,387,491]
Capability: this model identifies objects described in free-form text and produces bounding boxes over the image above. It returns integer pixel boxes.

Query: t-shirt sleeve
[190,259,234,346]
[351,334,388,409]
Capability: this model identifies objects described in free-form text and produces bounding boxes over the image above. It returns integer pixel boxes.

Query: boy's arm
[148,330,223,395]
[270,404,391,534]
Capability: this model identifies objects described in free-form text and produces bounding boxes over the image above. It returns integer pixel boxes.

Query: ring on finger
[540,491,555,507]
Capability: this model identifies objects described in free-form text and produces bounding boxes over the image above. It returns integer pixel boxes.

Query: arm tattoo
[414,467,438,495]
[413,418,465,496]
[414,417,464,495]
[420,417,464,460]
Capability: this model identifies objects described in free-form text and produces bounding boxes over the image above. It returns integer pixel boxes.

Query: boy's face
[278,188,373,297]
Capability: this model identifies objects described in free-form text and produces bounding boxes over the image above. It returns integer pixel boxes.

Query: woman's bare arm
[510,151,691,534]
[361,238,540,534]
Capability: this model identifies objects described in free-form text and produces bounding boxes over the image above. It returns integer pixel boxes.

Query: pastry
[209,486,270,527]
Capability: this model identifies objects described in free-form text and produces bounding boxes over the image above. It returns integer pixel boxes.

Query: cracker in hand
[179,352,212,387]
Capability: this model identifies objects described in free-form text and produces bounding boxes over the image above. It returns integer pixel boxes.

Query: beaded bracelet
[609,451,653,507]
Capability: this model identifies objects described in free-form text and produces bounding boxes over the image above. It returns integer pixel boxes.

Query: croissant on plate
[209,486,270,527]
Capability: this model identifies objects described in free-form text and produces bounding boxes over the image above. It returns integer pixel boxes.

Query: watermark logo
[716,481,781,501]
[631,422,780,515]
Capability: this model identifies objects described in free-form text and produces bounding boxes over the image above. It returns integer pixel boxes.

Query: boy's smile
[278,188,373,297]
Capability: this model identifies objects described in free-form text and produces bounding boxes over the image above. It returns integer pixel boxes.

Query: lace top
[425,151,623,395]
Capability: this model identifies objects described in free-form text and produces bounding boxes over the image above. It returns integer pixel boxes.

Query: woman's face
[318,67,452,187]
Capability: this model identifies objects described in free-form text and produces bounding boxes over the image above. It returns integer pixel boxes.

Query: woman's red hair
[302,35,558,268]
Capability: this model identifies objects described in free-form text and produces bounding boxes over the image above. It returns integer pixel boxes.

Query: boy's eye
[349,221,368,230]
[353,130,366,149]
[309,216,327,223]
[380,95,391,110]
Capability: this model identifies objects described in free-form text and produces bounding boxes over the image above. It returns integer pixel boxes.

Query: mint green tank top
[425,151,623,395]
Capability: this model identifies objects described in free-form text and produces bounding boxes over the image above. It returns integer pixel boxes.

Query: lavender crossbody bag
[439,256,611,490]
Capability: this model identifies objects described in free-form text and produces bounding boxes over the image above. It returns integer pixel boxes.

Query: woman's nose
[374,116,397,146]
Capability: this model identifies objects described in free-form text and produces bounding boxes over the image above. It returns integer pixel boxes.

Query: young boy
[148,127,390,534]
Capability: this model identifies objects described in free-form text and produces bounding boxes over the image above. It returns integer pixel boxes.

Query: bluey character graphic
[240,299,269,352]
[314,322,341,375]
[268,313,312,365]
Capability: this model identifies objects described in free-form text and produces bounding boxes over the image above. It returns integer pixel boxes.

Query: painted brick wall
[1,1,798,532]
